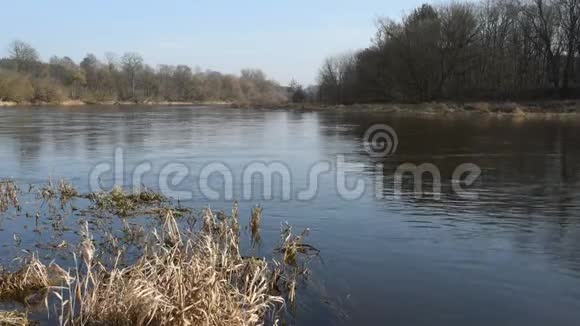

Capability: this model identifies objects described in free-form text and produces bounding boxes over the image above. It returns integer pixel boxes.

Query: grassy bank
[5,98,580,116]
[0,99,235,107]
[0,179,318,325]
[276,101,580,115]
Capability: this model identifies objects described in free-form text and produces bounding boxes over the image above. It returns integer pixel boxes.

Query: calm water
[1,106,580,325]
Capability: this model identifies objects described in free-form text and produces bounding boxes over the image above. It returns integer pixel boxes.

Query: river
[1,106,580,325]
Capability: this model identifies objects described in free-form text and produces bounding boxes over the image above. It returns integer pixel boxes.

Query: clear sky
[0,0,428,85]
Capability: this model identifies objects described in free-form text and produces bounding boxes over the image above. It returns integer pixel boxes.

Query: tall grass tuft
[38,177,56,202]
[86,186,166,217]
[0,254,70,305]
[0,180,20,213]
[60,208,284,325]
[249,206,262,245]
[58,178,78,203]
[0,310,30,326]
[0,182,318,325]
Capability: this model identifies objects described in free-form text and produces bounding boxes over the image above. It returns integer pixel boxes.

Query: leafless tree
[8,40,39,73]
[121,52,144,99]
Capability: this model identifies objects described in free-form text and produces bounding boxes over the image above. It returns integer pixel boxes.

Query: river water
[1,106,580,325]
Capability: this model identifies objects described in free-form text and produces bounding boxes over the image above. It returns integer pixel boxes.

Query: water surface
[1,106,580,325]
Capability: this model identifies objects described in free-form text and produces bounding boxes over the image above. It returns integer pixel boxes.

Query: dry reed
[0,182,317,325]
[0,311,30,326]
[0,180,19,213]
[58,178,78,203]
[87,186,165,217]
[0,254,70,306]
[59,208,284,326]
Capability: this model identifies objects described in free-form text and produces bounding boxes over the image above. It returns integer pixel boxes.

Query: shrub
[0,70,34,102]
[32,78,65,103]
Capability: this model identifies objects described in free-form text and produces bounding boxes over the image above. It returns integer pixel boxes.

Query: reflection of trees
[318,112,580,217]
[1,105,316,172]
[318,111,580,273]
[2,109,44,163]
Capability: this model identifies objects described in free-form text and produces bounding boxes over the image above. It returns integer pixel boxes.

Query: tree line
[318,0,580,104]
[0,40,288,105]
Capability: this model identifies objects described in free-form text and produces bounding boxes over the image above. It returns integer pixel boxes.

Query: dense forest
[4,0,580,107]
[318,0,580,104]
[0,41,289,105]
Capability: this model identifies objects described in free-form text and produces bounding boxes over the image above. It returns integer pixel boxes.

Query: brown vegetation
[0,41,288,106]
[280,100,580,115]
[0,311,29,326]
[0,182,318,325]
[0,180,19,213]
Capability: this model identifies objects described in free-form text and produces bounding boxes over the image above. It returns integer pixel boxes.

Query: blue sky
[0,0,428,85]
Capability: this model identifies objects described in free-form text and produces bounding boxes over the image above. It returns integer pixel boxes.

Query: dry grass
[0,255,49,305]
[59,209,285,326]
[0,311,30,326]
[231,201,240,236]
[271,224,319,307]
[278,224,318,268]
[250,206,262,234]
[0,211,296,325]
[87,186,165,217]
[38,178,56,202]
[0,180,20,213]
[0,254,70,306]
[249,206,262,245]
[0,182,316,325]
[58,179,78,203]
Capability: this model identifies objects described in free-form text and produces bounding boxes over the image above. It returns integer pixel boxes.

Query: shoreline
[274,101,580,116]
[0,100,234,107]
[3,99,580,116]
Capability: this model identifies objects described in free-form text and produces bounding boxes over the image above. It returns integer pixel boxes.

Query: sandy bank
[0,100,233,107]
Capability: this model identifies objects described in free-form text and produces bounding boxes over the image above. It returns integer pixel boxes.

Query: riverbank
[4,99,580,116]
[0,99,233,107]
[274,101,580,115]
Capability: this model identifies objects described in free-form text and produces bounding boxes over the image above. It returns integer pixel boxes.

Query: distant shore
[0,99,233,107]
[3,99,580,116]
[275,101,580,116]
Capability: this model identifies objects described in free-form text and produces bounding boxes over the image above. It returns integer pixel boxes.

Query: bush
[32,78,65,103]
[0,70,34,102]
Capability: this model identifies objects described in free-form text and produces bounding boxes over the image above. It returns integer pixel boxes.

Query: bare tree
[316,0,580,103]
[557,0,580,92]
[8,40,39,72]
[527,0,562,88]
[438,3,480,96]
[289,79,307,103]
[121,52,143,99]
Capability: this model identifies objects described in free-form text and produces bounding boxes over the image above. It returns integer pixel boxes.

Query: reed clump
[278,224,319,267]
[57,208,296,325]
[86,186,166,217]
[58,178,78,203]
[0,311,30,326]
[0,210,305,325]
[250,206,262,233]
[270,224,319,306]
[0,254,70,305]
[249,206,262,245]
[0,256,49,304]
[0,180,20,213]
[38,178,56,202]
[0,181,318,325]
